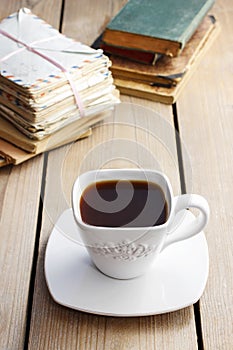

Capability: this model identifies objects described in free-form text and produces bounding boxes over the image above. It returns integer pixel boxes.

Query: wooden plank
[28,104,198,350]
[62,0,128,46]
[176,0,233,349]
[0,158,43,350]
[28,1,199,349]
[0,0,63,24]
[0,1,63,349]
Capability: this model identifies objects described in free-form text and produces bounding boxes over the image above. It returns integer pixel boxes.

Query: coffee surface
[80,180,168,227]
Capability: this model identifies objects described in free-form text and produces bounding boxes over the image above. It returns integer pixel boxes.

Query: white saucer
[45,209,209,317]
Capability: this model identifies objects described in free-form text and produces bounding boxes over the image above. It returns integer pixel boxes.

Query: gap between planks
[23,153,49,350]
[173,102,204,350]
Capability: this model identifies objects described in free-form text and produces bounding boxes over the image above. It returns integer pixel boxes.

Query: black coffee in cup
[80,180,168,227]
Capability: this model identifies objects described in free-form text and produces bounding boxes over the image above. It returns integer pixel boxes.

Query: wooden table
[0,0,232,349]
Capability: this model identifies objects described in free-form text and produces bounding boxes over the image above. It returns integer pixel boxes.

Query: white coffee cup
[72,169,209,279]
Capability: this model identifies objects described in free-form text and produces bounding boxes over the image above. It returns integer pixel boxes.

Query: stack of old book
[0,8,120,167]
[101,0,219,104]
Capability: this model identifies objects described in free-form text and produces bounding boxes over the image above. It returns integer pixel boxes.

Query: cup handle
[162,194,210,251]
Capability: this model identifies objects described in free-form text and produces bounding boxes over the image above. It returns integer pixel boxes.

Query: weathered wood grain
[62,0,128,46]
[176,0,233,349]
[27,1,198,349]
[0,158,43,350]
[0,1,63,349]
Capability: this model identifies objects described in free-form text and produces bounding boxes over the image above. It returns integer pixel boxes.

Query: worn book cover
[113,16,220,104]
[101,43,162,65]
[110,16,216,87]
[102,0,215,57]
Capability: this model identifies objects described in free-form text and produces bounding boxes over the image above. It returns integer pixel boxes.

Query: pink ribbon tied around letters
[0,27,85,117]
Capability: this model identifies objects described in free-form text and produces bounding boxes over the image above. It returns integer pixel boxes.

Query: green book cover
[105,0,215,56]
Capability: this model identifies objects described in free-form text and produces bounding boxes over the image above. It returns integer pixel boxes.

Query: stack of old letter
[0,8,119,166]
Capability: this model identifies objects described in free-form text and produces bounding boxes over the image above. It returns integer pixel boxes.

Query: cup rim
[72,168,173,231]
